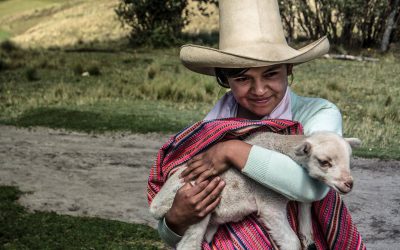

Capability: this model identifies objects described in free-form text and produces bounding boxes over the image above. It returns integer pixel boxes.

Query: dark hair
[215,67,249,88]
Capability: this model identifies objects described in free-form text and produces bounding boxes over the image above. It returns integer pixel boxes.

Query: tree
[278,0,398,50]
[115,0,217,47]
[381,0,400,52]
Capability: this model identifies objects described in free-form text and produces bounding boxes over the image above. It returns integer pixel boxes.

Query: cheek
[270,79,288,94]
[230,84,249,98]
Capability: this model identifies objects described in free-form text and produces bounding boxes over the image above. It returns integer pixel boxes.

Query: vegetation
[0,41,399,159]
[0,186,168,249]
[115,0,218,47]
[115,0,399,51]
[279,0,400,51]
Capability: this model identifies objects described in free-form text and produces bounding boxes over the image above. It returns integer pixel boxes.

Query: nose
[344,177,354,190]
[251,78,266,96]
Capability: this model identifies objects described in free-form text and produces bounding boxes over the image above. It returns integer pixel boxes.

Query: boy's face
[227,64,291,119]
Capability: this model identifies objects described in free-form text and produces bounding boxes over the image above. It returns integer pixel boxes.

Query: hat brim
[180,36,329,76]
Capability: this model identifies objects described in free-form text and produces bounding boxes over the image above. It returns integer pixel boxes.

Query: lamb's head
[294,131,361,195]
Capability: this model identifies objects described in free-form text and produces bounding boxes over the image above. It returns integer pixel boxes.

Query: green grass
[0,0,73,41]
[0,41,399,159]
[0,29,9,41]
[1,100,207,133]
[0,186,168,249]
[0,0,65,18]
[292,56,400,160]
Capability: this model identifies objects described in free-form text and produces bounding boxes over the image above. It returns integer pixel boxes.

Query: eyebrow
[263,65,282,73]
[232,65,283,78]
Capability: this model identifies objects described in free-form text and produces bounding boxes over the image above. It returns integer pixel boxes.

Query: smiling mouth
[252,96,272,104]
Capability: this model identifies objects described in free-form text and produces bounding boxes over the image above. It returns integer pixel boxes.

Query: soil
[0,125,399,249]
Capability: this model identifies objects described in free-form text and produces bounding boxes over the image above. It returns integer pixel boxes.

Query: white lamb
[150,131,361,250]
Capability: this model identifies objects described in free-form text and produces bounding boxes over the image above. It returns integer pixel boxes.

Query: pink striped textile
[147,118,366,249]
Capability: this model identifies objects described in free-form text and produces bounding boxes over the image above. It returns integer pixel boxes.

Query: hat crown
[219,0,287,51]
[179,0,329,76]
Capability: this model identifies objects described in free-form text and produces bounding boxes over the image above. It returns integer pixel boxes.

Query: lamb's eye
[318,159,332,168]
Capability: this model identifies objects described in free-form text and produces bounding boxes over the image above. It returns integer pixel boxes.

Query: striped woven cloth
[147,118,366,249]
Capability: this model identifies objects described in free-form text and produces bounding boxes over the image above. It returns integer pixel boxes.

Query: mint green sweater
[157,91,342,245]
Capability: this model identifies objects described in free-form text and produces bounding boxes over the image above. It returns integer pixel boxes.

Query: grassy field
[0,0,64,17]
[0,40,399,159]
[0,186,168,249]
[0,1,399,248]
[0,0,70,41]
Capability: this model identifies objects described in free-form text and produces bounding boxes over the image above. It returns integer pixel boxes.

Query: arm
[240,102,342,201]
[182,106,342,201]
[183,139,328,202]
[242,145,329,202]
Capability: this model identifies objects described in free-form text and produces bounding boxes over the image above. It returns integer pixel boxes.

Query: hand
[165,177,225,235]
[180,141,231,184]
[180,140,252,184]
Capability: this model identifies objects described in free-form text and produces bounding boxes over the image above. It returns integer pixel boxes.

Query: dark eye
[318,159,332,168]
[234,77,248,82]
[263,71,278,78]
[231,76,250,85]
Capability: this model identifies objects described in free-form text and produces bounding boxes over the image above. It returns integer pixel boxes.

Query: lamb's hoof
[306,243,317,250]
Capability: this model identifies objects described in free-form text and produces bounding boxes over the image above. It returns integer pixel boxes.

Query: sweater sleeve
[242,145,330,202]
[241,94,342,202]
[157,217,182,247]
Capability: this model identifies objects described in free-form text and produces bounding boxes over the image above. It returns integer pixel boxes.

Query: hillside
[0,0,129,48]
[0,0,218,48]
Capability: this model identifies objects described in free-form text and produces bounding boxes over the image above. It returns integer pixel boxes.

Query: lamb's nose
[344,179,353,190]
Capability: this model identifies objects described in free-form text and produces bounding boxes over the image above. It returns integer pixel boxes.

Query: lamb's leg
[257,197,301,250]
[298,202,314,249]
[150,168,185,219]
[177,214,211,250]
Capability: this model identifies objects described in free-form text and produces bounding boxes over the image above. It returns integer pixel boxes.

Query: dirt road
[0,125,399,249]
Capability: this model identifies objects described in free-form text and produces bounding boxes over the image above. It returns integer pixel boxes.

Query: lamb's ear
[345,138,362,148]
[295,141,312,156]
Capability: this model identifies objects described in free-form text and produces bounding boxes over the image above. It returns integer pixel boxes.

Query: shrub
[146,65,159,79]
[73,64,84,76]
[88,65,101,76]
[0,58,8,71]
[0,40,18,53]
[115,0,217,47]
[25,68,40,81]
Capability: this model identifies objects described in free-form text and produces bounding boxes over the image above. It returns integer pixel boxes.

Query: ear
[345,138,362,148]
[295,141,312,156]
[287,64,293,75]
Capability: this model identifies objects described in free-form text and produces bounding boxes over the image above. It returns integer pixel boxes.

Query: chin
[253,110,271,119]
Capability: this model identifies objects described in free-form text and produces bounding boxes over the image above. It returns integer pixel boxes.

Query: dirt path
[0,125,399,249]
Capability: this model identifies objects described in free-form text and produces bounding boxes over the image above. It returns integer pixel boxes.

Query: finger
[194,177,221,202]
[200,179,225,207]
[195,168,216,184]
[184,165,212,182]
[187,154,203,165]
[199,197,222,217]
[180,160,204,178]
[197,180,225,216]
[185,179,210,196]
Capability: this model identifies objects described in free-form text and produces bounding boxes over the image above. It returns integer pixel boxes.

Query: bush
[1,40,18,53]
[0,58,8,71]
[25,68,40,81]
[88,65,101,76]
[115,0,217,47]
[73,64,84,76]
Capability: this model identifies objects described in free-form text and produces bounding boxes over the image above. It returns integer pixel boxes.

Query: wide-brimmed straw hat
[180,0,330,76]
